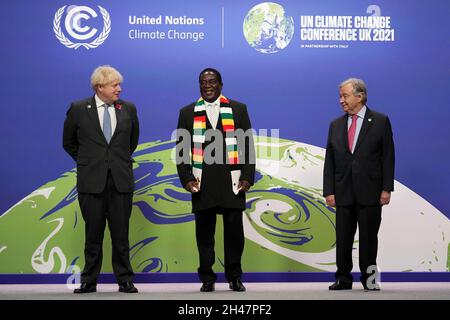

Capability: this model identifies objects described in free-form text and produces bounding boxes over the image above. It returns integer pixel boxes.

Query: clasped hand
[185,179,251,194]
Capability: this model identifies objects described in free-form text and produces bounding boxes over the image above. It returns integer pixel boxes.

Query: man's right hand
[185,180,200,193]
[325,195,336,207]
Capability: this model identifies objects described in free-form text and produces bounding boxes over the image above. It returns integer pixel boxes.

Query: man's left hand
[380,190,391,206]
[238,180,251,193]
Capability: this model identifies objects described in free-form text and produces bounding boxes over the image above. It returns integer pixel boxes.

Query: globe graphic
[243,2,295,54]
[0,137,449,274]
[0,138,337,274]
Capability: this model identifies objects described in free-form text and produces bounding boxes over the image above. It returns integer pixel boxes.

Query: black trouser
[335,203,382,284]
[78,170,134,284]
[194,207,245,283]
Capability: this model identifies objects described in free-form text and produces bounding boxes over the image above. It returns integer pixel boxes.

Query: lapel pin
[368,118,372,122]
[87,105,91,109]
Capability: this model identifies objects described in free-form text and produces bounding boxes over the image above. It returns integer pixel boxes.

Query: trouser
[194,207,245,283]
[335,203,382,284]
[78,170,134,284]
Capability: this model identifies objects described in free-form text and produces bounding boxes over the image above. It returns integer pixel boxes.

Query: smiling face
[339,83,363,115]
[199,72,222,103]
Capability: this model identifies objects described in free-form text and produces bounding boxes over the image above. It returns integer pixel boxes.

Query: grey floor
[0,282,449,300]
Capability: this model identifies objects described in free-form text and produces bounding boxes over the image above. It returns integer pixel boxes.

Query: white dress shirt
[95,95,117,134]
[205,97,220,129]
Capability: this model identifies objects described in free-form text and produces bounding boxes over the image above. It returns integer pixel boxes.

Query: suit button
[105,160,108,163]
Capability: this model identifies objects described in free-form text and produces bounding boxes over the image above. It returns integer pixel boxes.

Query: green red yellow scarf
[192,95,239,181]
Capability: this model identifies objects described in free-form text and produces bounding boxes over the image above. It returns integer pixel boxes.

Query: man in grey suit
[63,65,139,293]
[323,78,395,291]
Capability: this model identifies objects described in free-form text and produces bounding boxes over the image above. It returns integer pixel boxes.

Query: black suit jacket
[176,99,255,212]
[63,97,139,193]
[323,107,395,206]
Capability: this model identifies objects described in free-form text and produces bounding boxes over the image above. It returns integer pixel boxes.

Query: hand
[238,180,251,193]
[185,180,200,193]
[325,195,336,207]
[380,190,391,206]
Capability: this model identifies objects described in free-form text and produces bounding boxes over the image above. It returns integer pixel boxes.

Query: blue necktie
[103,104,112,143]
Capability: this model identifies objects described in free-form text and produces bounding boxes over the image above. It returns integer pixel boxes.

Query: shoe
[118,281,138,293]
[328,280,352,290]
[229,279,246,292]
[73,282,97,294]
[200,281,215,292]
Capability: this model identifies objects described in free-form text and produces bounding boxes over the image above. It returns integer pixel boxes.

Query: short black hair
[199,68,222,84]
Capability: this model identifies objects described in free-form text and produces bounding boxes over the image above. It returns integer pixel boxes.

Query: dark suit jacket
[323,107,395,206]
[63,97,139,193]
[176,99,255,212]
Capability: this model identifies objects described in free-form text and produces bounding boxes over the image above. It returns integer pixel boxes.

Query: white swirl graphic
[31,218,67,273]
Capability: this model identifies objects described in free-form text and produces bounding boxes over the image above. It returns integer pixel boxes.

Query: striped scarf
[192,95,239,183]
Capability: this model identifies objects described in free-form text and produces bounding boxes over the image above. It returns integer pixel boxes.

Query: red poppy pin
[115,104,122,110]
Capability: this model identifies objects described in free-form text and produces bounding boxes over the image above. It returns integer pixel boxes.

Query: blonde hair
[90,65,123,90]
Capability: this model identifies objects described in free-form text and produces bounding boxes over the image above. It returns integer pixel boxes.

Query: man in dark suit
[323,78,395,291]
[176,68,255,292]
[63,65,139,293]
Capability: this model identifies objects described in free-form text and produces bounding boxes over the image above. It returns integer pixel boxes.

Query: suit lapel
[354,107,373,153]
[111,101,123,142]
[216,112,223,131]
[339,115,350,153]
[86,96,106,142]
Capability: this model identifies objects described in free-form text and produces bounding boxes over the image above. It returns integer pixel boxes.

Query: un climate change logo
[243,2,294,54]
[53,5,111,49]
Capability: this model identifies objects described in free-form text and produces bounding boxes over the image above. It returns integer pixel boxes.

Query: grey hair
[340,78,367,104]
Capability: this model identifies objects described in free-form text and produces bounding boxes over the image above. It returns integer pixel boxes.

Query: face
[200,72,222,103]
[97,80,121,104]
[339,83,362,115]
